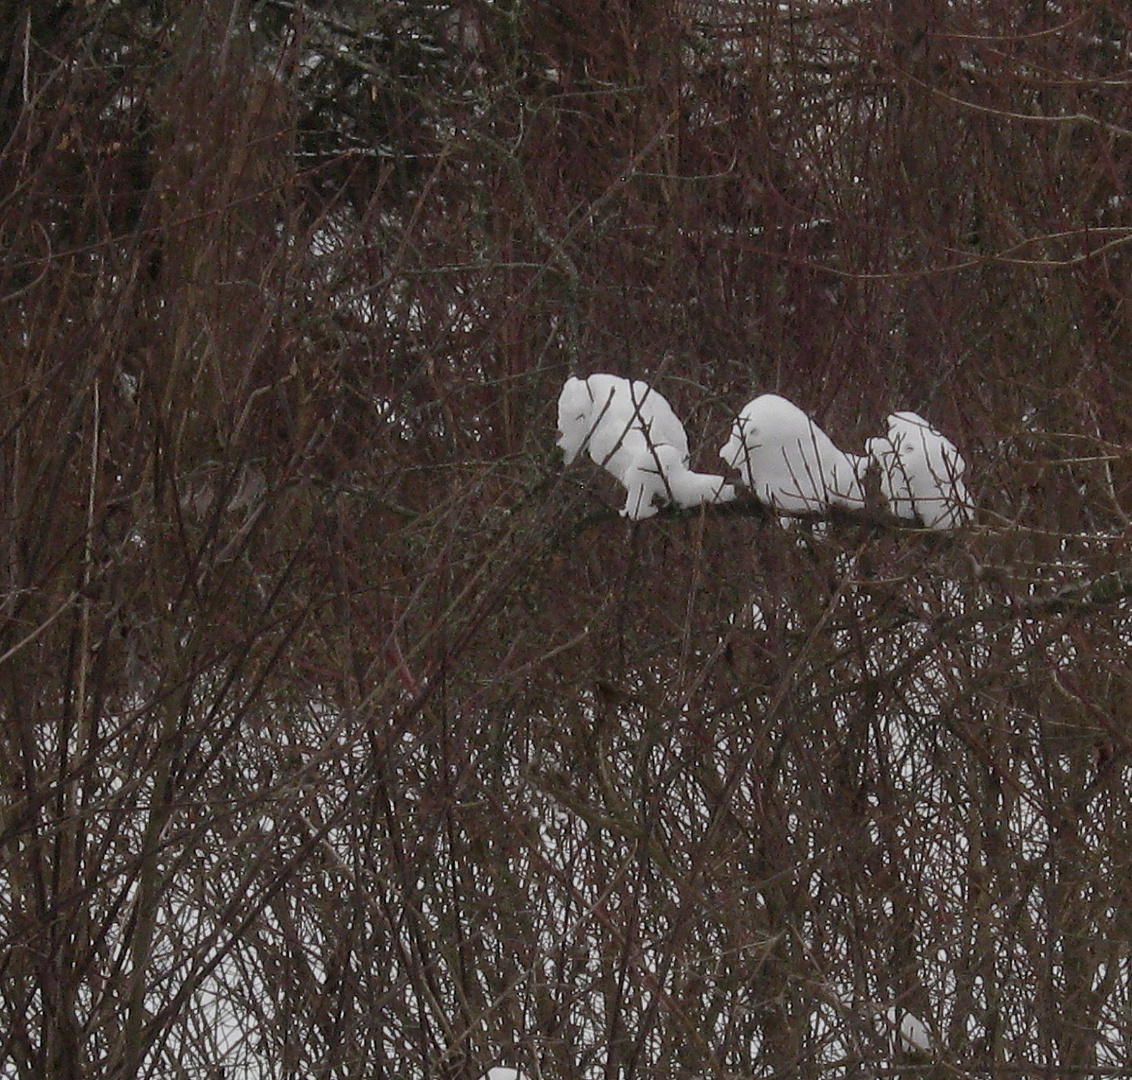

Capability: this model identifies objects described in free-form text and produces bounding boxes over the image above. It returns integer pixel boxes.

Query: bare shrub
[1,1,1129,1077]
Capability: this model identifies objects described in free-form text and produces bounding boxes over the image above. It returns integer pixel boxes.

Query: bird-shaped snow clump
[719,394,865,513]
[866,411,971,529]
[556,374,736,520]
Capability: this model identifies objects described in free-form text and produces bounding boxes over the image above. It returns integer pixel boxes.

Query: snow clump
[719,393,865,513]
[556,374,736,520]
[866,411,971,530]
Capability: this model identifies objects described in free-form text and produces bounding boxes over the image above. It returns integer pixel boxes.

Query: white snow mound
[867,410,971,529]
[556,374,736,520]
[719,393,865,512]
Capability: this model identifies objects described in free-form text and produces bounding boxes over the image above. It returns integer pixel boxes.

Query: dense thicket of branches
[1,1,1129,1077]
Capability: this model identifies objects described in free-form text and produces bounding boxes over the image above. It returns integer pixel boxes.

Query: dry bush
[1,1,1130,1077]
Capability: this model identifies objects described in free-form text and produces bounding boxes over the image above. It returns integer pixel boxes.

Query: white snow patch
[556,374,736,520]
[867,411,972,529]
[720,393,865,512]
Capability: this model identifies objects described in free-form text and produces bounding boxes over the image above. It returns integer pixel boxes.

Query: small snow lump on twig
[719,393,866,513]
[866,410,972,530]
[556,374,736,520]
